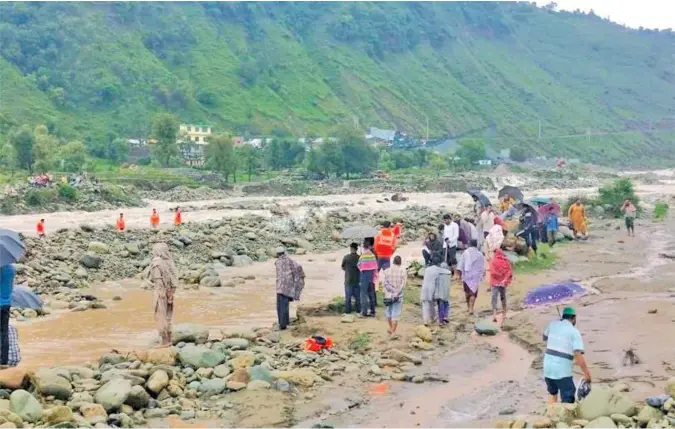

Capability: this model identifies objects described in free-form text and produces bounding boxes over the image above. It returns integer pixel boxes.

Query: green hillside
[1,2,675,165]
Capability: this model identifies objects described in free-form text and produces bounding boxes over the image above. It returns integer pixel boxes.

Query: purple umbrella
[522,281,587,309]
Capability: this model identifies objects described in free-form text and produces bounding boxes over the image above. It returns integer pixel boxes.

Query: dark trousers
[523,228,538,253]
[276,294,292,330]
[423,250,432,266]
[360,278,376,316]
[345,283,361,314]
[0,306,10,365]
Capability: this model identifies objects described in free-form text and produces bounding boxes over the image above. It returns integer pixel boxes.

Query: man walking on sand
[543,307,592,404]
[621,199,636,237]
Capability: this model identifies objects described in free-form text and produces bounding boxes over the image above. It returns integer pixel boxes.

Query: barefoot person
[568,199,588,239]
[489,249,513,323]
[149,243,177,347]
[382,256,406,339]
[543,307,592,404]
[621,199,636,237]
[456,241,485,316]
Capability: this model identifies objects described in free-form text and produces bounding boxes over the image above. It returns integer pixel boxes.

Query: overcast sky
[534,0,675,30]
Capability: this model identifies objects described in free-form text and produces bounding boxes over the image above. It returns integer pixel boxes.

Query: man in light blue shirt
[542,307,592,403]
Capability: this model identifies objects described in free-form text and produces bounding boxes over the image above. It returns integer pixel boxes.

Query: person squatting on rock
[149,243,178,347]
[543,306,592,404]
[341,242,361,314]
[274,246,305,330]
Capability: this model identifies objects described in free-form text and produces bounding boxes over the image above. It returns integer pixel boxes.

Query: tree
[304,147,325,179]
[9,124,34,171]
[456,139,486,164]
[206,133,236,183]
[32,125,57,173]
[263,139,282,170]
[429,153,446,178]
[278,139,305,169]
[0,143,17,176]
[59,141,87,172]
[336,126,377,178]
[151,113,179,167]
[320,139,344,178]
[510,146,527,162]
[107,138,129,164]
[413,148,429,168]
[236,145,261,181]
[378,151,395,172]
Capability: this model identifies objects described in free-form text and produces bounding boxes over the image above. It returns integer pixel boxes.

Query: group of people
[36,207,184,236]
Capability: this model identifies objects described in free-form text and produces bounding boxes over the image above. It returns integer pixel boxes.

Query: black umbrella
[498,186,524,203]
[0,229,26,265]
[467,190,491,207]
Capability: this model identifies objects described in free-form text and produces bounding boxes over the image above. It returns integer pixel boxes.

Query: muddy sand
[6,186,675,427]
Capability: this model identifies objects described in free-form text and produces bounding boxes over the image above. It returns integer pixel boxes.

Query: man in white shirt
[442,214,459,270]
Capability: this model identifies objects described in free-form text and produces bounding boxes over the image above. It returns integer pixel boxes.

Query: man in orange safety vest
[374,220,402,271]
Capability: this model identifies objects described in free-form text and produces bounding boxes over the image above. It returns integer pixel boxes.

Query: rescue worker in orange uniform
[116,213,126,232]
[150,208,160,229]
[36,219,46,237]
[374,221,402,271]
[174,206,182,227]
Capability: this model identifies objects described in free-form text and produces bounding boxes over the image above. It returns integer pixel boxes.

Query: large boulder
[579,388,637,420]
[475,320,500,336]
[124,385,150,410]
[44,405,74,425]
[197,378,226,396]
[9,389,42,423]
[146,370,169,394]
[88,241,109,254]
[666,377,675,398]
[133,348,177,366]
[232,255,253,267]
[95,378,133,412]
[230,352,255,370]
[80,403,107,423]
[248,365,274,384]
[545,403,578,425]
[34,369,73,400]
[558,226,574,240]
[171,324,209,345]
[124,243,140,255]
[178,345,227,369]
[635,405,664,426]
[585,416,616,428]
[222,338,249,350]
[386,349,422,365]
[414,325,432,342]
[81,253,103,269]
[199,276,221,288]
[271,369,319,388]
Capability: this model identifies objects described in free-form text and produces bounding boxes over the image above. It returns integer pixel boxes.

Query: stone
[495,420,514,428]
[571,420,588,427]
[512,419,528,429]
[88,242,109,254]
[229,368,250,384]
[611,383,631,393]
[21,309,38,318]
[533,417,553,428]
[666,377,675,398]
[226,381,246,391]
[391,373,407,381]
[387,349,422,365]
[198,379,226,396]
[146,370,169,394]
[230,352,255,369]
[579,388,637,420]
[172,324,209,344]
[546,403,578,424]
[124,243,140,255]
[199,276,221,288]
[0,410,22,428]
[247,380,271,391]
[80,403,107,422]
[95,379,133,412]
[44,406,74,425]
[81,253,103,269]
[636,406,664,426]
[232,255,253,267]
[34,370,73,400]
[558,226,574,239]
[414,325,433,342]
[9,389,42,423]
[341,314,355,323]
[222,338,250,350]
[610,414,633,426]
[179,345,226,368]
[273,379,291,392]
[272,369,319,388]
[144,408,170,419]
[213,365,231,379]
[475,320,500,336]
[245,232,257,240]
[123,385,150,410]
[248,365,274,384]
[585,416,616,428]
[133,348,177,366]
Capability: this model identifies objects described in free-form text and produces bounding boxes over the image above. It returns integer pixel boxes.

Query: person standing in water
[149,243,177,347]
[150,208,160,229]
[621,199,636,237]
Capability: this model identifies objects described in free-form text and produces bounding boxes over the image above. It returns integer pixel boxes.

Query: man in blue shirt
[0,264,16,366]
[543,307,592,403]
[545,206,560,247]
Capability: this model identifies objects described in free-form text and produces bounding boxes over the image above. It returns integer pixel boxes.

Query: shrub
[0,196,18,215]
[653,201,669,221]
[58,184,78,201]
[597,178,639,217]
[26,189,44,206]
[137,156,152,166]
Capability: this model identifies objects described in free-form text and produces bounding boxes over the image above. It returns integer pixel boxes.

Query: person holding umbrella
[0,263,15,365]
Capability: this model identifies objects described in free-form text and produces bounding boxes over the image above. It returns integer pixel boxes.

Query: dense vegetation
[2,2,675,166]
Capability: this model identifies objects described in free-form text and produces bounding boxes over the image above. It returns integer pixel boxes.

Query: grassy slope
[1,3,674,165]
